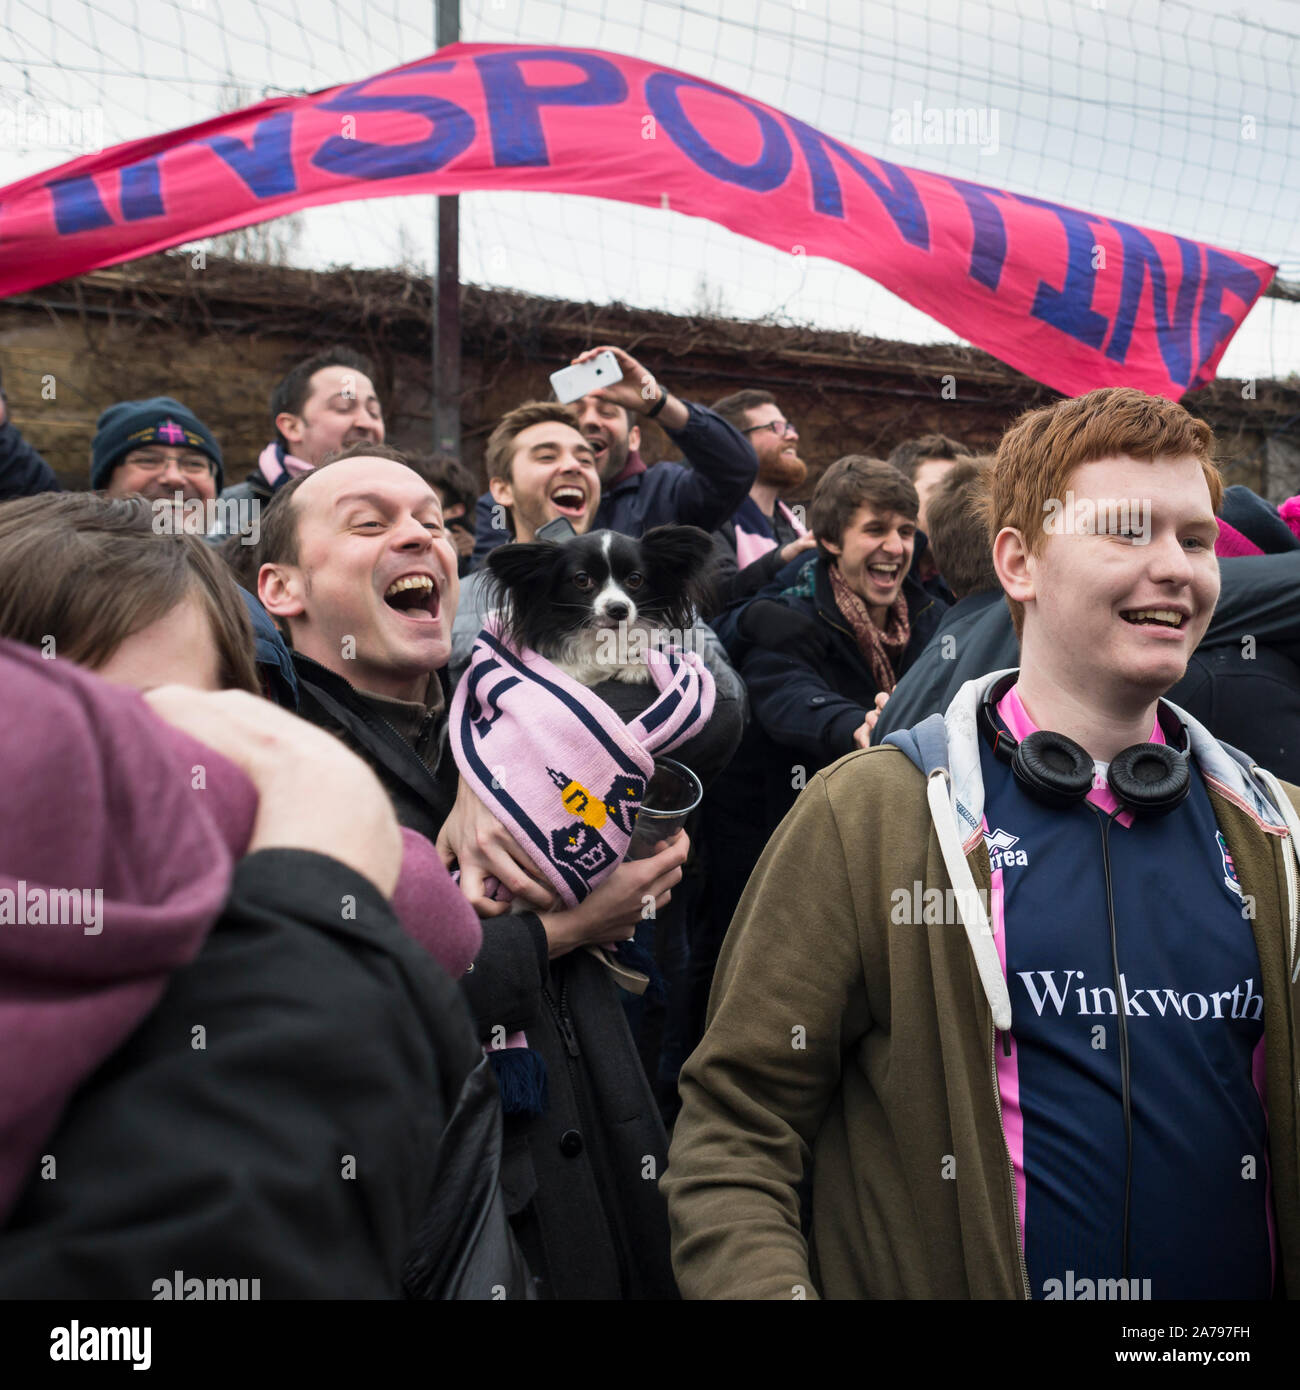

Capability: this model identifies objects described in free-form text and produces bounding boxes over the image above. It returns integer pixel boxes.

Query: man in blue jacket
[469,344,756,566]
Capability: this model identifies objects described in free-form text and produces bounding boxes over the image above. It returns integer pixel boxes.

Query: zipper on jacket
[549,991,581,1058]
[989,1019,1032,1300]
[367,692,447,791]
[1094,808,1134,1281]
[369,705,455,807]
[541,981,581,1058]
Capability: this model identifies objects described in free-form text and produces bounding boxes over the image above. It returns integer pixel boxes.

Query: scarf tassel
[488,1047,549,1118]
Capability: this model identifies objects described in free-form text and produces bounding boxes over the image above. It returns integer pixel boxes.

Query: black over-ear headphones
[978,672,1192,817]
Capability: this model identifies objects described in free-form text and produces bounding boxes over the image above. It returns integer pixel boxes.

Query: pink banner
[0,43,1274,399]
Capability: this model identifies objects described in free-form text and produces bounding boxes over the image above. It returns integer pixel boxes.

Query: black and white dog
[485,525,715,685]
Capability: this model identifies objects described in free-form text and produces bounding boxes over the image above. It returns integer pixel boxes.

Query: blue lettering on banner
[120,159,165,221]
[312,60,475,181]
[785,116,929,251]
[947,178,1008,290]
[646,73,791,193]
[1016,193,1110,349]
[1197,247,1265,377]
[476,50,626,168]
[205,111,298,198]
[46,175,115,235]
[1104,224,1199,387]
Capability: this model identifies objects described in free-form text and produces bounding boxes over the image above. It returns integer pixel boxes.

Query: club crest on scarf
[547,767,645,879]
[450,619,714,908]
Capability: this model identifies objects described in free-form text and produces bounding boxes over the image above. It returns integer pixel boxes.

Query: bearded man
[705,390,818,612]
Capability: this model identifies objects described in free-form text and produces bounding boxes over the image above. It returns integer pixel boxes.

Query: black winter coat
[292,652,457,839]
[292,652,698,1298]
[0,850,526,1299]
[467,928,678,1298]
[704,507,803,616]
[696,557,944,974]
[733,554,945,773]
[870,588,1006,741]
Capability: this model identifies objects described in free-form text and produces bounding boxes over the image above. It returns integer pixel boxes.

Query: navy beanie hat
[91,397,224,492]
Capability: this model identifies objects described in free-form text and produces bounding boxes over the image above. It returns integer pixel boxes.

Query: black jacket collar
[290,652,454,825]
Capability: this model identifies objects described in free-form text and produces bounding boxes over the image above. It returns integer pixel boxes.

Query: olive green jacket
[663,679,1300,1300]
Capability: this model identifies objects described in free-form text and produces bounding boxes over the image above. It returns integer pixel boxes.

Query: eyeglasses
[123,451,214,477]
[743,419,796,438]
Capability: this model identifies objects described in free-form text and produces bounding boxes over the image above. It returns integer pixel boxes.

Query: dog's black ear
[486,541,561,587]
[639,524,719,626]
[639,524,715,573]
[485,541,563,610]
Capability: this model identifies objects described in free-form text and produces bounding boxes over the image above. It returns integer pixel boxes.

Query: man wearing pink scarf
[689,457,946,1058]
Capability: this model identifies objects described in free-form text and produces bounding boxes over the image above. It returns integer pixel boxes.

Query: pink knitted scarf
[450,620,715,908]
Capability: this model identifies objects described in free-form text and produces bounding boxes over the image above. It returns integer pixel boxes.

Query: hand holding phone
[550,349,623,405]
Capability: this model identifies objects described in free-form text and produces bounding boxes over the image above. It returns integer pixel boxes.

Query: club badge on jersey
[1215,829,1245,901]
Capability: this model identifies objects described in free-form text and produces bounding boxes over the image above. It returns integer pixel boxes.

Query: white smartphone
[550,350,623,404]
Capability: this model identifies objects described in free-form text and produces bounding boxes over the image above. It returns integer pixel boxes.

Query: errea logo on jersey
[984,826,1028,871]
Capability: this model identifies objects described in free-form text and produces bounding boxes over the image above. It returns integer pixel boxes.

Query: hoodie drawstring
[926,768,1013,1031]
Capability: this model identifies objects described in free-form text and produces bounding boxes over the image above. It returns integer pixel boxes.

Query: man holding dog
[252,442,687,1299]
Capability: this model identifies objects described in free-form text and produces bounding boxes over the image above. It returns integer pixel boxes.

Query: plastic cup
[624,757,703,860]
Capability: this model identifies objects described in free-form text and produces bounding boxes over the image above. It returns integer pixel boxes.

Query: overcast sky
[2,0,1297,380]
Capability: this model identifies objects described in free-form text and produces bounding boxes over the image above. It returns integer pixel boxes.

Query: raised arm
[570,344,757,533]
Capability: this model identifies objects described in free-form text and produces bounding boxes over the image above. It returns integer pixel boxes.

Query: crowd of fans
[1,343,1299,1300]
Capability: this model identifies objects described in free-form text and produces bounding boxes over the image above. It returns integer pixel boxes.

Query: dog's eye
[573,572,595,591]
[625,572,644,590]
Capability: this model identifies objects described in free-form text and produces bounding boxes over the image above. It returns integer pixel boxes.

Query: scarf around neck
[828,561,911,695]
[258,440,315,489]
[450,620,715,908]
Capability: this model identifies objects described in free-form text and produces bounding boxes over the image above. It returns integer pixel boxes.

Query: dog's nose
[604,601,630,622]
